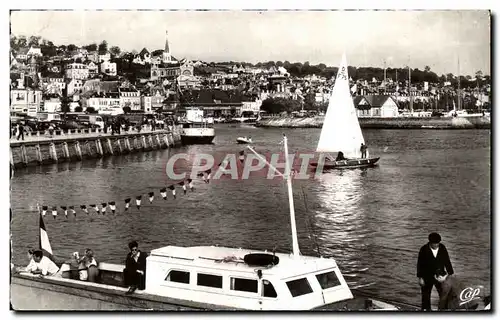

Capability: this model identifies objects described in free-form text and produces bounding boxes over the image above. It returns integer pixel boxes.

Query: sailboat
[310,54,380,170]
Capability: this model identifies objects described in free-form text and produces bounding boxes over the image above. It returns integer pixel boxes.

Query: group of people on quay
[12,232,490,310]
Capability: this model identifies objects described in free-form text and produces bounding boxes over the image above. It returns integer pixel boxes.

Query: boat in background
[236,136,252,144]
[310,53,380,170]
[180,108,215,145]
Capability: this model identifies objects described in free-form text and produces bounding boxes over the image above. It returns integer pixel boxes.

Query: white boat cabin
[145,245,353,310]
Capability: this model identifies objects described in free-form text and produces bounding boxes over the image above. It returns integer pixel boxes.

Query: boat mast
[457,56,461,111]
[282,135,300,257]
[246,135,300,258]
[408,56,413,113]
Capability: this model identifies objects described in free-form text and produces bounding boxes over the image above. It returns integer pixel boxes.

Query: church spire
[163,30,171,63]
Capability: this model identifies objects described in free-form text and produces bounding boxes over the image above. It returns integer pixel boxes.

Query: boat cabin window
[316,271,341,289]
[197,273,223,288]
[165,270,190,284]
[230,277,258,293]
[262,280,277,298]
[286,278,313,297]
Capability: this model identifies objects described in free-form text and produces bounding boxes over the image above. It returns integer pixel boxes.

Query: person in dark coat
[123,241,147,294]
[417,232,454,311]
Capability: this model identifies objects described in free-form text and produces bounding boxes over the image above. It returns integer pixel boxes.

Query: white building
[99,52,111,63]
[119,88,141,111]
[240,99,262,115]
[87,96,122,115]
[100,61,117,76]
[65,62,89,80]
[141,96,153,113]
[10,74,42,115]
[354,95,399,118]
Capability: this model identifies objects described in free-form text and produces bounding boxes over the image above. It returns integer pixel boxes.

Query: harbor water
[10,124,491,307]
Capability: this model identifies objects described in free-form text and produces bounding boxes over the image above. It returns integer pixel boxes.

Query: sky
[9,10,491,76]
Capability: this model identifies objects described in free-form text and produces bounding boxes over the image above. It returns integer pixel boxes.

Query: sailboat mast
[246,138,300,258]
[283,135,300,258]
[457,56,461,110]
[408,57,413,113]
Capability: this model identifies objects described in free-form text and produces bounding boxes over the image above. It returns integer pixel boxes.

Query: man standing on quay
[417,232,455,311]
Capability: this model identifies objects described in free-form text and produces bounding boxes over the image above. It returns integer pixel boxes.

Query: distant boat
[180,108,215,145]
[236,136,252,144]
[310,53,380,170]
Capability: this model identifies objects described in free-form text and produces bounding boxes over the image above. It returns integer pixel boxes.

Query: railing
[10,125,177,143]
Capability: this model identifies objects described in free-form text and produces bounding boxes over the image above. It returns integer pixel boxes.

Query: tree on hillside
[86,107,97,114]
[74,106,83,112]
[84,43,98,52]
[67,44,77,52]
[110,46,121,57]
[17,35,27,48]
[60,96,72,113]
[98,40,108,54]
[123,106,131,114]
[28,35,41,47]
[424,65,431,73]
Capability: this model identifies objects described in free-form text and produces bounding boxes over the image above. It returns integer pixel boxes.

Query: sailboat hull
[310,157,380,170]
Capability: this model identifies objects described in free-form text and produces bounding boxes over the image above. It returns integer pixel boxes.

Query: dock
[10,126,183,169]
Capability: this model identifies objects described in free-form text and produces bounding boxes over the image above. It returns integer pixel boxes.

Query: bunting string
[36,150,250,221]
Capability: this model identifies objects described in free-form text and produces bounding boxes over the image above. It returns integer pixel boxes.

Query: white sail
[316,53,365,158]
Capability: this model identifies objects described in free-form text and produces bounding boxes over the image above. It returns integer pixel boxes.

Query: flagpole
[246,135,300,258]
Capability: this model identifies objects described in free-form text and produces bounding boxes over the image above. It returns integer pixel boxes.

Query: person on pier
[123,241,147,294]
[417,232,454,311]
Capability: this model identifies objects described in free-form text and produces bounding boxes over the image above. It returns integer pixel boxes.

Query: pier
[10,126,183,169]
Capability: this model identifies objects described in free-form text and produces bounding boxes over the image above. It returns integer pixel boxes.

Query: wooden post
[49,143,58,162]
[125,137,131,152]
[74,141,82,160]
[106,138,114,155]
[116,138,123,154]
[163,133,170,148]
[156,134,163,149]
[35,144,43,163]
[142,135,147,150]
[95,139,103,156]
[20,145,28,165]
[148,135,155,149]
[62,142,70,160]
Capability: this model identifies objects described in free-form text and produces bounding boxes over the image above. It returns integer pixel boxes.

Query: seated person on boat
[335,151,347,161]
[19,249,61,277]
[73,249,99,282]
[123,241,147,293]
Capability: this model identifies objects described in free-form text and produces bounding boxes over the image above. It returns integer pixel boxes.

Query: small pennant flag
[136,196,142,210]
[80,205,88,214]
[69,206,76,217]
[124,198,131,211]
[42,206,48,217]
[148,192,155,204]
[187,179,194,191]
[239,150,245,163]
[109,201,116,214]
[52,206,58,220]
[101,203,107,215]
[168,185,176,199]
[61,206,68,218]
[179,181,187,195]
[90,204,97,214]
[160,187,167,200]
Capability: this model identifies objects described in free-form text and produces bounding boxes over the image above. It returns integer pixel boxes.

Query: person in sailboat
[360,143,368,159]
[335,151,347,161]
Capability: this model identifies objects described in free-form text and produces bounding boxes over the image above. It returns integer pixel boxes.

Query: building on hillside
[99,52,111,63]
[133,48,151,65]
[42,74,66,95]
[353,95,399,118]
[27,46,42,58]
[100,60,117,76]
[66,79,85,95]
[119,87,141,111]
[87,92,122,115]
[10,73,43,115]
[65,62,89,80]
[179,89,244,117]
[86,61,99,77]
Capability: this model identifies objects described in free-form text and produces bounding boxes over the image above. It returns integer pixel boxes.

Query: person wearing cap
[417,232,454,311]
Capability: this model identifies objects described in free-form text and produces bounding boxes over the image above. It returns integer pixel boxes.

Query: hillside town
[10,31,491,126]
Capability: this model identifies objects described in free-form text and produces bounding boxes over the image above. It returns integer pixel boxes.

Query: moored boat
[236,136,252,144]
[180,108,215,145]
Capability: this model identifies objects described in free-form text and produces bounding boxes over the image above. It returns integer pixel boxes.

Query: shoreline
[255,116,491,129]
